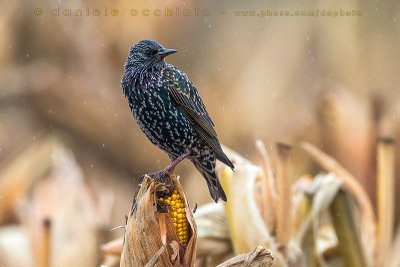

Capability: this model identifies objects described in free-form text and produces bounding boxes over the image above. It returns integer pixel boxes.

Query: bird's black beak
[157,48,178,58]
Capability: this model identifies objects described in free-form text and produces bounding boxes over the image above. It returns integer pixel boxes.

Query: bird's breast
[128,72,195,154]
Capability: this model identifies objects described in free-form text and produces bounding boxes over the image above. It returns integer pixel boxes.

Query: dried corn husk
[218,146,287,266]
[295,173,342,266]
[194,202,231,257]
[120,174,197,267]
[216,246,274,267]
[301,142,375,266]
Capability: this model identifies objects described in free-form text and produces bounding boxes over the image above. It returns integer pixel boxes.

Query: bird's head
[124,40,177,71]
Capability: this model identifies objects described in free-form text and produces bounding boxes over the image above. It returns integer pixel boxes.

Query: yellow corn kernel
[158,189,189,246]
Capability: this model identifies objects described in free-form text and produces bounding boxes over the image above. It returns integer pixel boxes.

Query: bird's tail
[216,150,235,171]
[192,157,227,203]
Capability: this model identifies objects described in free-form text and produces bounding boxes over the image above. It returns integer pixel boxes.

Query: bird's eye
[145,50,156,57]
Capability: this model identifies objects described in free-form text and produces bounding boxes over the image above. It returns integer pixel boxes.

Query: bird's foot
[139,170,164,182]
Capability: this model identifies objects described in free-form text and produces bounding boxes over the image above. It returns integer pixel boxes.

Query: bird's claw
[139,170,169,182]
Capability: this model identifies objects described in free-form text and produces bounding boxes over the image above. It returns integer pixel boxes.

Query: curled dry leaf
[218,146,287,266]
[216,246,274,267]
[296,174,342,243]
[169,240,180,262]
[120,173,196,267]
[194,202,231,257]
[301,142,375,266]
[255,139,277,232]
[295,173,342,266]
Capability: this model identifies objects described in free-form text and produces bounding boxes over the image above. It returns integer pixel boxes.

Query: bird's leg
[164,151,191,174]
[140,151,191,181]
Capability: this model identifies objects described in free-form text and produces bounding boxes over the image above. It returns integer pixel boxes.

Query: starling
[121,40,234,202]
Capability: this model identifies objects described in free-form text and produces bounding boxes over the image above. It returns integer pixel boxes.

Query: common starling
[121,40,234,202]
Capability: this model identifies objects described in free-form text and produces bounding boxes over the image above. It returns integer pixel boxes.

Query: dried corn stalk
[120,173,197,267]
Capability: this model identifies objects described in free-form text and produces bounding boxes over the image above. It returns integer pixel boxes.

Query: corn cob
[158,189,190,245]
[121,174,196,267]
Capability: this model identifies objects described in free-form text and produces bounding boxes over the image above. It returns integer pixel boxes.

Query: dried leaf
[219,146,287,266]
[216,246,274,267]
[194,202,231,257]
[301,142,375,265]
[255,139,277,231]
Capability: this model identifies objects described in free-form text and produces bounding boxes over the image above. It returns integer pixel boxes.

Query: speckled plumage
[121,40,234,202]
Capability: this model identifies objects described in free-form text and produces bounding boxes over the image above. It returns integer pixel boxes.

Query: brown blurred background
[0,0,399,265]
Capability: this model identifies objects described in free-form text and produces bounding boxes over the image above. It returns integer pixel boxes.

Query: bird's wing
[163,67,217,137]
[162,67,234,169]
